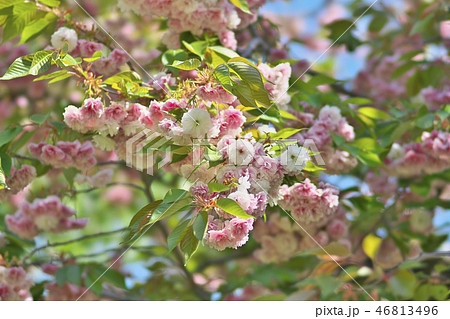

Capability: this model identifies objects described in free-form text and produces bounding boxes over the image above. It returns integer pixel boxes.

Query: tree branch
[22,227,126,263]
[73,182,146,194]
[140,172,210,300]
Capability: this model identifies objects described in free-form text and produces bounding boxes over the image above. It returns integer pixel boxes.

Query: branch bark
[22,227,126,263]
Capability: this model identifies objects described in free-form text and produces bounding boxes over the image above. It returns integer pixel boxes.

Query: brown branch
[22,227,126,263]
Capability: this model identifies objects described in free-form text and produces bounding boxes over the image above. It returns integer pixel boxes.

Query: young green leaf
[207,182,231,193]
[229,0,252,14]
[180,226,200,262]
[358,107,391,120]
[167,219,191,252]
[0,157,8,190]
[193,211,209,241]
[217,198,255,219]
[0,55,34,80]
[168,58,201,70]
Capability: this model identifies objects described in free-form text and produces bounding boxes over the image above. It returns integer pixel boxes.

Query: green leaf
[56,265,83,287]
[368,13,388,32]
[415,113,434,129]
[193,211,208,240]
[59,54,80,67]
[229,0,251,14]
[169,58,201,70]
[224,60,271,108]
[180,226,200,262]
[326,19,361,51]
[83,50,103,62]
[10,130,34,153]
[207,46,239,67]
[0,153,12,178]
[214,64,233,87]
[410,13,435,36]
[19,18,51,44]
[207,182,231,192]
[34,69,68,81]
[30,113,49,125]
[51,121,66,135]
[352,137,383,152]
[344,97,372,105]
[127,200,163,228]
[103,71,142,85]
[208,46,239,59]
[161,49,188,66]
[48,73,72,83]
[0,127,23,147]
[357,151,383,167]
[389,270,417,299]
[0,157,8,190]
[0,55,34,80]
[39,0,60,8]
[0,0,24,10]
[406,70,424,96]
[62,167,78,186]
[308,74,337,87]
[102,269,126,289]
[167,219,191,252]
[163,189,188,203]
[2,2,37,43]
[303,161,325,172]
[121,200,163,245]
[358,107,391,120]
[84,270,103,295]
[182,40,208,58]
[391,61,417,79]
[217,198,255,219]
[150,196,192,224]
[269,128,302,140]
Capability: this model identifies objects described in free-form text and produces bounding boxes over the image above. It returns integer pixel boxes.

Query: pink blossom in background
[0,266,33,301]
[5,196,88,239]
[0,165,36,202]
[279,179,339,223]
[440,20,450,39]
[29,140,97,171]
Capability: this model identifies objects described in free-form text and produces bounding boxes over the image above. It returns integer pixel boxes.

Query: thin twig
[74,182,146,194]
[22,227,126,263]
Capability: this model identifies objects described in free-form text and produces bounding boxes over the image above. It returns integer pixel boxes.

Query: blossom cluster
[51,27,130,77]
[355,53,449,111]
[60,69,344,252]
[278,178,339,222]
[0,165,36,202]
[29,140,97,171]
[117,0,267,49]
[74,169,114,188]
[354,55,411,102]
[253,206,350,263]
[385,130,450,177]
[294,105,357,174]
[205,216,254,251]
[257,62,291,110]
[421,85,450,111]
[5,196,88,239]
[0,266,33,301]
